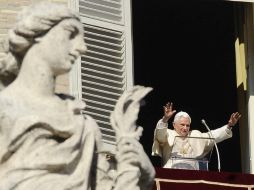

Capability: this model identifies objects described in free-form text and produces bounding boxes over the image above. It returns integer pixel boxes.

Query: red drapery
[153,167,254,190]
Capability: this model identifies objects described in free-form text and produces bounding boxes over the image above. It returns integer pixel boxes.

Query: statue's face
[34,18,87,75]
[173,117,190,136]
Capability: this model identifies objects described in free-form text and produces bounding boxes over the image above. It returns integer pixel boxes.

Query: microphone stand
[201,119,221,172]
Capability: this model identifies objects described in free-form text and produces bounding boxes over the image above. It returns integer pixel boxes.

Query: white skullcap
[173,111,191,123]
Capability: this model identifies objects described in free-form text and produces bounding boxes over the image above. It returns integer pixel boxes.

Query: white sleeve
[154,119,168,143]
[210,125,232,143]
[151,119,168,157]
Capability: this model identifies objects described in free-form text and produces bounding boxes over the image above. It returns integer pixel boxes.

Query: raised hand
[162,102,176,122]
[228,112,241,128]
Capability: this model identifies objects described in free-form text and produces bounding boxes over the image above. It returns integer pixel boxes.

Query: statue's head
[9,2,80,57]
[0,2,86,86]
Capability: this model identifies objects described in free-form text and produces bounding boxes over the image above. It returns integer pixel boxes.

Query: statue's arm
[110,86,155,190]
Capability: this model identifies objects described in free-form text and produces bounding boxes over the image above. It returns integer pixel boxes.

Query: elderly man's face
[173,117,190,136]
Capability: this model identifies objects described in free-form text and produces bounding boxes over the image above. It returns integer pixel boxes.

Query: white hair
[173,111,191,123]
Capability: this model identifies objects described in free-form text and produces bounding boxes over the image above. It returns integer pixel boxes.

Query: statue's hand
[110,85,152,140]
[116,137,155,189]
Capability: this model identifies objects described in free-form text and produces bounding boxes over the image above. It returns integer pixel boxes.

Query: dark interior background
[132,1,242,172]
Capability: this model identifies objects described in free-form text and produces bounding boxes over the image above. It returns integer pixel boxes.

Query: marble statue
[0,2,155,190]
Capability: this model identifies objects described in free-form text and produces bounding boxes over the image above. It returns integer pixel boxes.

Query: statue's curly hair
[0,2,80,88]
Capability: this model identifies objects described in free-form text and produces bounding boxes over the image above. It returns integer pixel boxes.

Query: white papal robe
[152,119,232,169]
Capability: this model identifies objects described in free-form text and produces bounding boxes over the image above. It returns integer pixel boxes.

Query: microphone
[201,119,221,172]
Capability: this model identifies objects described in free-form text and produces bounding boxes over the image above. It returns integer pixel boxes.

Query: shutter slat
[79,7,122,23]
[82,74,124,89]
[81,1,121,12]
[102,139,116,145]
[82,68,124,80]
[84,61,124,72]
[85,30,124,42]
[102,134,116,140]
[82,86,122,97]
[79,5,121,18]
[87,44,124,55]
[82,80,124,92]
[85,0,121,7]
[83,92,117,104]
[84,37,124,49]
[86,100,115,110]
[82,56,124,66]
[86,49,124,61]
[79,0,123,24]
[84,110,110,119]
[84,24,123,36]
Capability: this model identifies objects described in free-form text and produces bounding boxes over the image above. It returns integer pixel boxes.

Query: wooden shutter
[70,0,133,152]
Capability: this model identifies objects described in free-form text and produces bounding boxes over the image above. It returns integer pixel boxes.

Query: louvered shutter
[69,0,133,152]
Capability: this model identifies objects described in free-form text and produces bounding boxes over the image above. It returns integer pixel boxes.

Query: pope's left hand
[228,112,241,127]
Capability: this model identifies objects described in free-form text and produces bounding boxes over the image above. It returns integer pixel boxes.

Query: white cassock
[152,119,232,169]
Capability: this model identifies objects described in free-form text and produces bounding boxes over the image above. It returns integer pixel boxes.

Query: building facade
[0,0,254,174]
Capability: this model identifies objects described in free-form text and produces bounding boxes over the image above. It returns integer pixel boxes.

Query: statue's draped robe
[0,96,113,190]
